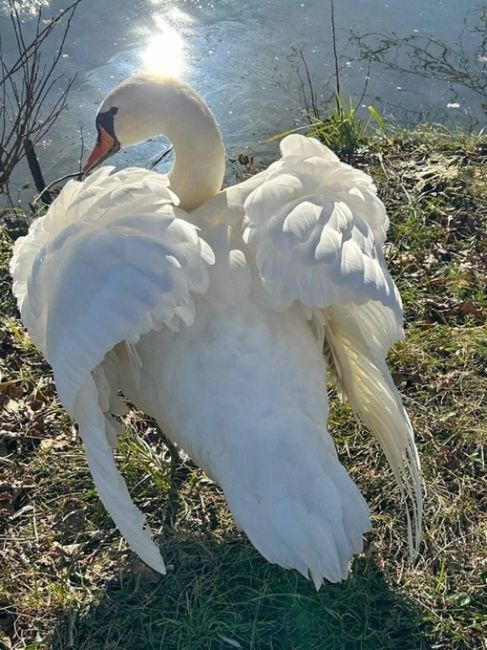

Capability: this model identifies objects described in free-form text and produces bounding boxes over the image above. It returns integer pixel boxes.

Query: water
[1,0,485,201]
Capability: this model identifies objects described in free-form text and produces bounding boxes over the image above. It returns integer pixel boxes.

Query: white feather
[324,303,422,553]
[74,376,165,572]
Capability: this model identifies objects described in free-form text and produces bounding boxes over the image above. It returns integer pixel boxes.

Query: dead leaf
[0,379,22,394]
[60,499,86,532]
[4,400,20,414]
[452,302,484,318]
[126,558,161,584]
[40,439,54,451]
[52,541,82,557]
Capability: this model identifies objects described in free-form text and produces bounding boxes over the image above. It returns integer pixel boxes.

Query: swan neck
[169,120,225,211]
[159,83,225,211]
[109,77,226,210]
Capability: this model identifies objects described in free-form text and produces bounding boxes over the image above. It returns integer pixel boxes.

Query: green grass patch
[307,97,386,158]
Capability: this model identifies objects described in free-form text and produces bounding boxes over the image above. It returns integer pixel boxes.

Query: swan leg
[160,429,182,472]
[154,426,191,526]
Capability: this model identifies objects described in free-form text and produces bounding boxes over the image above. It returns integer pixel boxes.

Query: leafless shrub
[0,0,81,203]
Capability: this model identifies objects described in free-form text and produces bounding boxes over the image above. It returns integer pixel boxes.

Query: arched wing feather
[10,167,215,572]
[74,377,167,572]
[243,134,396,313]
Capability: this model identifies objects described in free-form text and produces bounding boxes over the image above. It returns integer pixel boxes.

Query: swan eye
[96,107,119,144]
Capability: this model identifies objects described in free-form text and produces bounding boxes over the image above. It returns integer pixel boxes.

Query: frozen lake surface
[0,0,485,200]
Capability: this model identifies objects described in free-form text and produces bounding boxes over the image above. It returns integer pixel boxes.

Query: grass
[0,125,486,649]
[307,97,386,159]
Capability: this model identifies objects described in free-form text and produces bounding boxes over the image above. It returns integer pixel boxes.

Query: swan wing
[10,167,215,572]
[243,134,395,311]
[242,134,421,549]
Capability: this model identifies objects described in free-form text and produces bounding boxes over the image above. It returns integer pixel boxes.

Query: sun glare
[140,15,187,78]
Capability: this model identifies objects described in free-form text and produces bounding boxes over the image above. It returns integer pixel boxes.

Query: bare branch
[0,0,82,202]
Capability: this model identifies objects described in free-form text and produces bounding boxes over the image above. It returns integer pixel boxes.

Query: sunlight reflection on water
[139,14,188,77]
[0,0,484,206]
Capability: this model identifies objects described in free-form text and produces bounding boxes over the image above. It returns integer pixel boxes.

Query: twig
[149,146,174,169]
[78,124,85,175]
[330,0,341,111]
[356,57,373,109]
[299,51,319,119]
[24,137,52,202]
[350,24,486,99]
[32,171,81,208]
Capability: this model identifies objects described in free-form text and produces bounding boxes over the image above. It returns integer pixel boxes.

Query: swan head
[84,74,225,171]
[83,74,226,210]
[84,75,173,173]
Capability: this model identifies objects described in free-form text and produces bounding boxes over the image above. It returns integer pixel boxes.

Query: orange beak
[83,125,120,174]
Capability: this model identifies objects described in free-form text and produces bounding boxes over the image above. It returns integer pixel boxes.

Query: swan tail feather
[324,304,422,555]
[218,418,371,588]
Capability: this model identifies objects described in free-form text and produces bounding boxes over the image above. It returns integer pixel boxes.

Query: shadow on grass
[49,536,430,650]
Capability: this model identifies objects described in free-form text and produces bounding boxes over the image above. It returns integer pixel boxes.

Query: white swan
[11,74,421,588]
